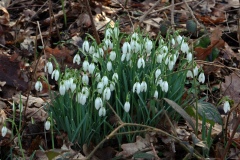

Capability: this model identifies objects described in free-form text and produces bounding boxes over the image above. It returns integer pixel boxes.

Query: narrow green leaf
[164,98,195,130]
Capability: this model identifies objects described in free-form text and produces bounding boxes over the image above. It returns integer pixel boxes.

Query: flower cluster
[39,24,205,119]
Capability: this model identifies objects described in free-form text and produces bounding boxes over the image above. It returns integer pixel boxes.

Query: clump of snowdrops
[35,24,206,145]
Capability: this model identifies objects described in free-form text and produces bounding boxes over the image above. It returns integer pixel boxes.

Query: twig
[139,0,195,23]
[139,0,162,24]
[84,0,101,45]
[171,0,175,28]
[183,0,203,28]
[221,114,240,160]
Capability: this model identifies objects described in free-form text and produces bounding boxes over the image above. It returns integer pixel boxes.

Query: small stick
[84,0,101,45]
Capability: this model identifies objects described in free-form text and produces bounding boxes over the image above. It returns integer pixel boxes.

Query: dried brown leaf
[195,27,225,60]
[221,72,240,107]
[0,6,9,25]
[12,94,45,108]
[116,134,155,158]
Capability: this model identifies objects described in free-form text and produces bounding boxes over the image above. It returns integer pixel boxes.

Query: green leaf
[164,98,195,130]
[195,101,222,125]
[133,152,155,159]
[196,36,210,48]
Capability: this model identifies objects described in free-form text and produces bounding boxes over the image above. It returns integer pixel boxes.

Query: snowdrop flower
[157,79,163,87]
[157,54,164,63]
[64,79,71,91]
[154,90,158,99]
[110,82,115,91]
[145,39,153,53]
[95,72,101,82]
[223,101,230,113]
[187,52,192,62]
[112,73,118,83]
[131,32,139,41]
[121,53,126,61]
[82,60,89,72]
[133,82,141,94]
[193,66,199,77]
[82,86,90,98]
[198,72,205,83]
[168,61,174,71]
[155,69,161,79]
[105,28,112,39]
[95,97,103,110]
[103,39,113,50]
[73,54,81,65]
[181,42,189,53]
[130,40,140,53]
[70,82,76,92]
[44,61,53,74]
[102,76,109,86]
[69,78,76,92]
[98,48,104,57]
[172,54,177,64]
[176,35,183,44]
[82,73,89,85]
[59,82,66,95]
[97,82,104,94]
[88,63,95,74]
[89,46,95,55]
[160,45,168,55]
[162,81,168,92]
[124,101,130,113]
[137,57,145,69]
[109,51,116,61]
[35,80,43,92]
[93,52,100,63]
[99,107,106,117]
[77,92,87,105]
[103,87,111,100]
[113,27,119,39]
[186,70,193,78]
[51,69,60,81]
[126,53,131,61]
[82,40,90,53]
[140,81,147,92]
[107,61,112,71]
[171,38,175,45]
[1,126,7,137]
[165,56,169,65]
[122,42,131,55]
[45,120,51,130]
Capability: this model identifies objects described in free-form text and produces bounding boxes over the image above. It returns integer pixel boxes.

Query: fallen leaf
[12,94,45,108]
[195,27,225,60]
[116,134,156,158]
[0,6,9,25]
[0,53,28,92]
[221,72,240,107]
[25,107,48,122]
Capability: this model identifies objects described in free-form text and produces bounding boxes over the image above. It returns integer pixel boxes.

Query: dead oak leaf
[116,134,155,158]
[45,46,74,63]
[195,27,225,60]
[221,72,240,107]
[12,94,45,108]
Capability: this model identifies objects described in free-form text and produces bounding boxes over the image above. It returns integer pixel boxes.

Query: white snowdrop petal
[154,90,158,99]
[45,121,51,130]
[124,102,130,113]
[1,126,7,137]
[107,61,112,71]
[198,72,205,83]
[223,101,230,113]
